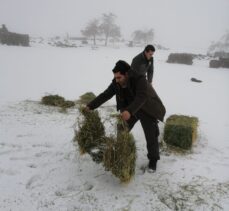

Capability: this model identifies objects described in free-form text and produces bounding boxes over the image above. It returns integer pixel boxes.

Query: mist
[0,0,229,50]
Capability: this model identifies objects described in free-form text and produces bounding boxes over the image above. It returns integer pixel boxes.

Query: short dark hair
[144,44,155,52]
[112,60,130,75]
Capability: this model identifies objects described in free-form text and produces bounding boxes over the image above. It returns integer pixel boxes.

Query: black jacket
[87,71,166,122]
[131,52,154,83]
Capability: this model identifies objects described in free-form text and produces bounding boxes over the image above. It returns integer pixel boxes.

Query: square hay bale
[163,115,198,150]
[219,58,229,68]
[209,60,221,68]
[167,53,193,65]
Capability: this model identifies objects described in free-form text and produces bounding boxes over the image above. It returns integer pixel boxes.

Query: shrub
[167,53,193,65]
[163,115,198,150]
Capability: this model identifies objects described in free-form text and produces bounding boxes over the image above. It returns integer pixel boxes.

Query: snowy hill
[0,44,229,210]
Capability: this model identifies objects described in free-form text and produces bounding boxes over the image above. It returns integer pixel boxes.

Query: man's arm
[87,83,116,110]
[147,58,154,83]
[130,57,139,72]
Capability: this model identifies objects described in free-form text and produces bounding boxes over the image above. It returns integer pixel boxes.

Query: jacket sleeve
[87,83,116,110]
[125,77,147,115]
[147,58,154,83]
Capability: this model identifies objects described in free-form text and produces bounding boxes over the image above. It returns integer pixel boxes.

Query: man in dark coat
[131,44,155,83]
[86,60,166,172]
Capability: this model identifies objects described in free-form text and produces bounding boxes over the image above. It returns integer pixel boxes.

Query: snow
[0,43,229,210]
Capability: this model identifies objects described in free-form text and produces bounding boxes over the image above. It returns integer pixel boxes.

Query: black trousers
[127,110,160,161]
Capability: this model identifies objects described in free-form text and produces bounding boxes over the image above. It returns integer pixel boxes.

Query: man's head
[144,44,155,60]
[112,60,130,87]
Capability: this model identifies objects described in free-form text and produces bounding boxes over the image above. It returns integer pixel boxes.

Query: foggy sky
[0,0,229,50]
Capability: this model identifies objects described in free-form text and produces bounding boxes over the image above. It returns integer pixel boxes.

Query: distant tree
[145,29,154,44]
[132,28,154,45]
[100,13,121,46]
[208,31,229,55]
[81,19,100,45]
[1,24,8,33]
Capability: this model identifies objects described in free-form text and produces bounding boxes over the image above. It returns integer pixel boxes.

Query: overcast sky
[0,0,228,50]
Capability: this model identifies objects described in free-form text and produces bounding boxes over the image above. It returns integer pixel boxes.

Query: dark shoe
[148,160,157,173]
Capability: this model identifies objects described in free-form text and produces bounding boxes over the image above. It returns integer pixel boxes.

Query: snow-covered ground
[0,44,229,210]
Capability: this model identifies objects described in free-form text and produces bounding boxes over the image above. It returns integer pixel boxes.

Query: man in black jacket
[86,60,166,172]
[131,44,155,83]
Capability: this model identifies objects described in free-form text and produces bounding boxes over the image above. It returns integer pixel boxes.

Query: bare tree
[81,19,100,45]
[100,13,121,46]
[132,28,154,45]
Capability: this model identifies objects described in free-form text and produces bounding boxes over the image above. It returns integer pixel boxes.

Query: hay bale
[163,115,198,150]
[41,95,75,108]
[77,92,96,105]
[167,53,193,65]
[209,60,221,68]
[219,58,229,68]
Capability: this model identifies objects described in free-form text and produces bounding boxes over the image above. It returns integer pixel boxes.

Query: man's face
[144,50,154,60]
[114,72,128,87]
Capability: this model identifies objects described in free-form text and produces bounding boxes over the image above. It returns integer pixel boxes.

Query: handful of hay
[103,116,136,182]
[75,107,105,157]
[163,115,198,150]
[74,108,136,183]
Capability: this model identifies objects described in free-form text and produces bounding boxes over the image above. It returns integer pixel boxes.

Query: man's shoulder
[133,52,144,62]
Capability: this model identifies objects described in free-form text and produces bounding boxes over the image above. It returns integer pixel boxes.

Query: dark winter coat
[87,71,166,122]
[131,52,154,83]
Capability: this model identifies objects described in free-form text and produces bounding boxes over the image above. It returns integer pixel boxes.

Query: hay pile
[41,95,75,108]
[76,92,96,105]
[163,115,198,150]
[74,108,136,183]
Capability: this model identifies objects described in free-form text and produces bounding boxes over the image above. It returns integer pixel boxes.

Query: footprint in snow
[83,182,94,191]
[26,175,42,189]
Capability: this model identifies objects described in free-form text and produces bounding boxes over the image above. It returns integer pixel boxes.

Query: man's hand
[121,110,131,121]
[83,106,91,112]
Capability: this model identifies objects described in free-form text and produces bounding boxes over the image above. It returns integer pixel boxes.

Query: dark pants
[127,110,160,162]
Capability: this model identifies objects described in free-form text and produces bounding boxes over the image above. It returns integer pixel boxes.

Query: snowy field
[0,44,229,210]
